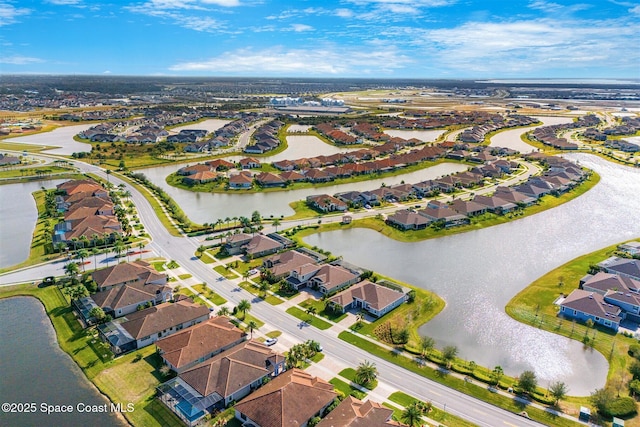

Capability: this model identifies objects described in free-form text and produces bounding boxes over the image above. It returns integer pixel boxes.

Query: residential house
[244,235,284,258]
[238,158,261,169]
[307,194,348,213]
[308,264,359,295]
[255,172,286,188]
[280,170,306,183]
[156,316,247,373]
[598,257,640,281]
[91,260,168,291]
[224,233,253,255]
[559,290,622,331]
[98,298,210,354]
[74,281,172,323]
[472,195,517,214]
[263,250,317,280]
[618,241,640,256]
[493,187,537,206]
[183,171,218,185]
[386,209,431,230]
[418,206,470,227]
[450,199,487,217]
[234,369,337,427]
[317,396,401,427]
[160,341,285,427]
[228,171,254,189]
[328,280,407,318]
[0,153,20,165]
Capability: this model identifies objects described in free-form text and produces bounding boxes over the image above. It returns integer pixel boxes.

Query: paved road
[0,151,548,426]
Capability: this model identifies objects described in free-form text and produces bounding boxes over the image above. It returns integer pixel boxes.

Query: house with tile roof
[234,369,337,427]
[328,280,407,318]
[98,298,210,354]
[228,171,254,189]
[243,234,284,258]
[263,250,318,280]
[74,280,172,323]
[159,341,285,426]
[317,396,402,427]
[386,209,431,230]
[91,260,168,291]
[156,316,247,373]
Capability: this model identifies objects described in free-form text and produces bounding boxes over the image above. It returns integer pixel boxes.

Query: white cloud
[0,56,44,65]
[169,45,412,75]
[335,8,354,18]
[423,18,639,74]
[0,2,31,26]
[46,0,83,5]
[290,24,313,32]
[630,5,640,15]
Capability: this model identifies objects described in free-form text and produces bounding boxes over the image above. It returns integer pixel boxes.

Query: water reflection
[305,155,640,395]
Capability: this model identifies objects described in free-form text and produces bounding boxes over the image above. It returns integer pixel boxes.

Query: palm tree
[138,242,144,259]
[217,306,231,317]
[90,247,100,271]
[64,261,79,278]
[306,306,317,322]
[400,402,423,427]
[420,336,435,359]
[197,245,206,257]
[442,345,458,369]
[55,242,66,254]
[224,216,231,228]
[114,240,125,261]
[491,366,504,386]
[125,244,132,262]
[76,249,89,272]
[272,218,281,232]
[258,281,269,298]
[237,299,251,320]
[355,360,378,387]
[247,320,258,338]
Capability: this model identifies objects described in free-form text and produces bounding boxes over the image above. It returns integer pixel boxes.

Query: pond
[304,154,640,395]
[0,179,67,269]
[0,297,125,426]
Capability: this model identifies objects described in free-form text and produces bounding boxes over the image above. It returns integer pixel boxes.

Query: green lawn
[338,331,582,427]
[0,284,182,427]
[290,172,600,242]
[329,378,367,400]
[237,281,284,305]
[177,273,192,280]
[388,391,480,427]
[191,283,227,305]
[0,165,74,179]
[166,260,180,269]
[286,306,333,330]
[339,367,377,390]
[151,261,167,271]
[506,238,640,418]
[213,265,239,279]
[299,298,348,323]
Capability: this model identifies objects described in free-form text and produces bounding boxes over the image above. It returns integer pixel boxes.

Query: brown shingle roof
[235,369,336,427]
[316,396,400,427]
[156,316,247,370]
[91,281,171,311]
[92,260,166,290]
[328,280,405,311]
[120,298,209,339]
[179,340,283,398]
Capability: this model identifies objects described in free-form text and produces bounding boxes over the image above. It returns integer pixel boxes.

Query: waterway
[304,154,640,396]
[489,116,573,153]
[137,162,468,223]
[5,124,93,155]
[0,179,67,269]
[0,297,125,427]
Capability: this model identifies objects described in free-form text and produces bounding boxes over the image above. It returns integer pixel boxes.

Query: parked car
[265,338,278,346]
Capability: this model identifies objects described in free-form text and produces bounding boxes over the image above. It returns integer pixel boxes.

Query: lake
[0,297,125,427]
[304,154,640,395]
[0,179,67,269]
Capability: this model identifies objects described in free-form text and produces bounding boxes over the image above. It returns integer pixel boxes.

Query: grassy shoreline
[289,171,600,243]
[506,239,640,424]
[0,285,182,427]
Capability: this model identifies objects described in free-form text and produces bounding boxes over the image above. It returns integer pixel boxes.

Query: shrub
[604,397,637,418]
[629,344,640,359]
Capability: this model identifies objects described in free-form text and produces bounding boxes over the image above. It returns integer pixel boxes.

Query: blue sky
[1,0,639,78]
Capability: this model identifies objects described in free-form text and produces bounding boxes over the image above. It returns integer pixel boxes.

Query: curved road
[0,152,548,427]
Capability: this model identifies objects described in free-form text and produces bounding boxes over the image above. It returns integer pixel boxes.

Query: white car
[265,338,278,346]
